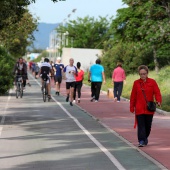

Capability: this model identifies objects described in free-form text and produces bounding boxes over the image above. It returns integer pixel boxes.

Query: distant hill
[32,22,59,50]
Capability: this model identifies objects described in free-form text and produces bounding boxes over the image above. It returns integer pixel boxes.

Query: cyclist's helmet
[44,58,49,62]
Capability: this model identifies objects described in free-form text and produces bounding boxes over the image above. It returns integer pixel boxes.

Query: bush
[0,47,15,95]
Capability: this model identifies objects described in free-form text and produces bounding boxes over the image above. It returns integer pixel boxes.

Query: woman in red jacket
[130,65,162,147]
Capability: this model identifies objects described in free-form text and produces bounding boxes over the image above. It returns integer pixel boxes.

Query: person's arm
[102,72,106,84]
[130,82,137,114]
[112,70,115,83]
[153,80,162,107]
[24,63,27,74]
[88,71,91,82]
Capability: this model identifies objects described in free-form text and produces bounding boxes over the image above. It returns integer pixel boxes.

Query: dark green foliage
[102,0,170,74]
[0,46,15,95]
[57,16,113,49]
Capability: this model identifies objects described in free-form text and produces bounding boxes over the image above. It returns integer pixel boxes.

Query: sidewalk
[52,79,170,170]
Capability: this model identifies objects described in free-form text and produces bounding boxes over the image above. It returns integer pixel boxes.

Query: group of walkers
[13,56,162,148]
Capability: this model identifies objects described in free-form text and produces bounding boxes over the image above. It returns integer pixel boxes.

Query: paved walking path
[53,78,170,170]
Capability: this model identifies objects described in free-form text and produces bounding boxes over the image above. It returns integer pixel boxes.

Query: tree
[0,46,15,95]
[0,9,38,58]
[114,0,170,72]
[56,16,113,49]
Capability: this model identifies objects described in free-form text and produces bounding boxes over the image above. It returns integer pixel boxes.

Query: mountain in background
[32,22,59,50]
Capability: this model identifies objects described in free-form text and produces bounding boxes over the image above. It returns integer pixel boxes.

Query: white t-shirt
[63,65,77,82]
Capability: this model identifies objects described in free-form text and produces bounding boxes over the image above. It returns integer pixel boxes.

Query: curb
[84,84,170,116]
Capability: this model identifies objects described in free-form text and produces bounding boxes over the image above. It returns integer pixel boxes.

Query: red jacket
[130,78,162,115]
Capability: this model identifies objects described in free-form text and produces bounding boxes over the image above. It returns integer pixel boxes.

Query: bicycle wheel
[16,83,20,98]
[20,83,23,98]
[43,82,46,102]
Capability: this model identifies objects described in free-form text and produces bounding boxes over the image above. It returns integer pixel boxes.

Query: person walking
[88,59,106,102]
[112,62,126,102]
[34,63,40,79]
[54,57,64,96]
[130,65,162,147]
[63,58,78,106]
[73,62,84,103]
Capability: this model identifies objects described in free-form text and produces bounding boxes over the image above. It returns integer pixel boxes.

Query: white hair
[57,57,61,61]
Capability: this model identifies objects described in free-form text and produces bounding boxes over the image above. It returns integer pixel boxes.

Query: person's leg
[69,82,75,106]
[91,82,95,101]
[77,81,82,98]
[136,114,146,146]
[113,82,118,101]
[95,82,102,101]
[117,82,123,101]
[58,77,62,95]
[73,82,77,100]
[55,77,59,94]
[47,78,51,96]
[145,114,153,145]
[22,79,26,87]
[76,81,82,103]
[66,82,70,102]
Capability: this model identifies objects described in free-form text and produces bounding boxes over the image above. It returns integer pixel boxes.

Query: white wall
[61,48,103,72]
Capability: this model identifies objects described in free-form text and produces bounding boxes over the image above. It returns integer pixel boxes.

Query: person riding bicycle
[13,58,27,90]
[39,58,52,99]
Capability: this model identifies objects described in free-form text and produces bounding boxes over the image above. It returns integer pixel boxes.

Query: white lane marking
[0,89,12,137]
[100,123,168,170]
[55,101,126,170]
[29,73,126,170]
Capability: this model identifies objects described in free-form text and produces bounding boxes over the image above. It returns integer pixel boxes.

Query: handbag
[140,83,156,112]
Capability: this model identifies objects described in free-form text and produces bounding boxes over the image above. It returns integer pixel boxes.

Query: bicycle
[41,75,51,102]
[16,75,23,98]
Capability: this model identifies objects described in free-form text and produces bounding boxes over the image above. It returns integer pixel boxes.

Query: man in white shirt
[63,58,78,106]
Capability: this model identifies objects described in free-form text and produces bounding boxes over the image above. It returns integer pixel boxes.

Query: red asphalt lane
[51,79,170,169]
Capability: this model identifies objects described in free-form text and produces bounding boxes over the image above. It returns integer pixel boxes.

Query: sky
[28,0,127,24]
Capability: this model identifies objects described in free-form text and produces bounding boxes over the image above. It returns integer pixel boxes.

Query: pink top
[75,69,84,81]
[112,67,126,82]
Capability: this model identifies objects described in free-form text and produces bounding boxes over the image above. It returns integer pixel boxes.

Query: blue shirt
[54,63,64,77]
[90,64,104,82]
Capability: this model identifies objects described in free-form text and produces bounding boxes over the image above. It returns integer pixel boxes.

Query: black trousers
[73,81,82,99]
[91,82,102,101]
[136,114,153,142]
[113,81,123,101]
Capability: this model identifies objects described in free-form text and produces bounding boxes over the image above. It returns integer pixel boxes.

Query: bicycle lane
[52,80,170,170]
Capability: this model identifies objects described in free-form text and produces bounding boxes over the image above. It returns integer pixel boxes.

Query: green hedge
[0,47,15,95]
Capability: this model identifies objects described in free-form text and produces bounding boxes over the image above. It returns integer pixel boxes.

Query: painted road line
[0,89,12,137]
[100,123,168,170]
[30,73,126,170]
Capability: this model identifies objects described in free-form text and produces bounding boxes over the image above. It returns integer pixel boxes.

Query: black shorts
[66,82,76,89]
[55,76,62,84]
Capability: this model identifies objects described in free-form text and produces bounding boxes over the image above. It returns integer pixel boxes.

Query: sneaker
[145,138,148,145]
[90,97,95,102]
[138,141,145,147]
[73,100,76,103]
[117,100,120,102]
[70,102,73,106]
[55,92,58,95]
[114,97,117,102]
[95,100,98,102]
[27,83,31,87]
[66,96,69,102]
